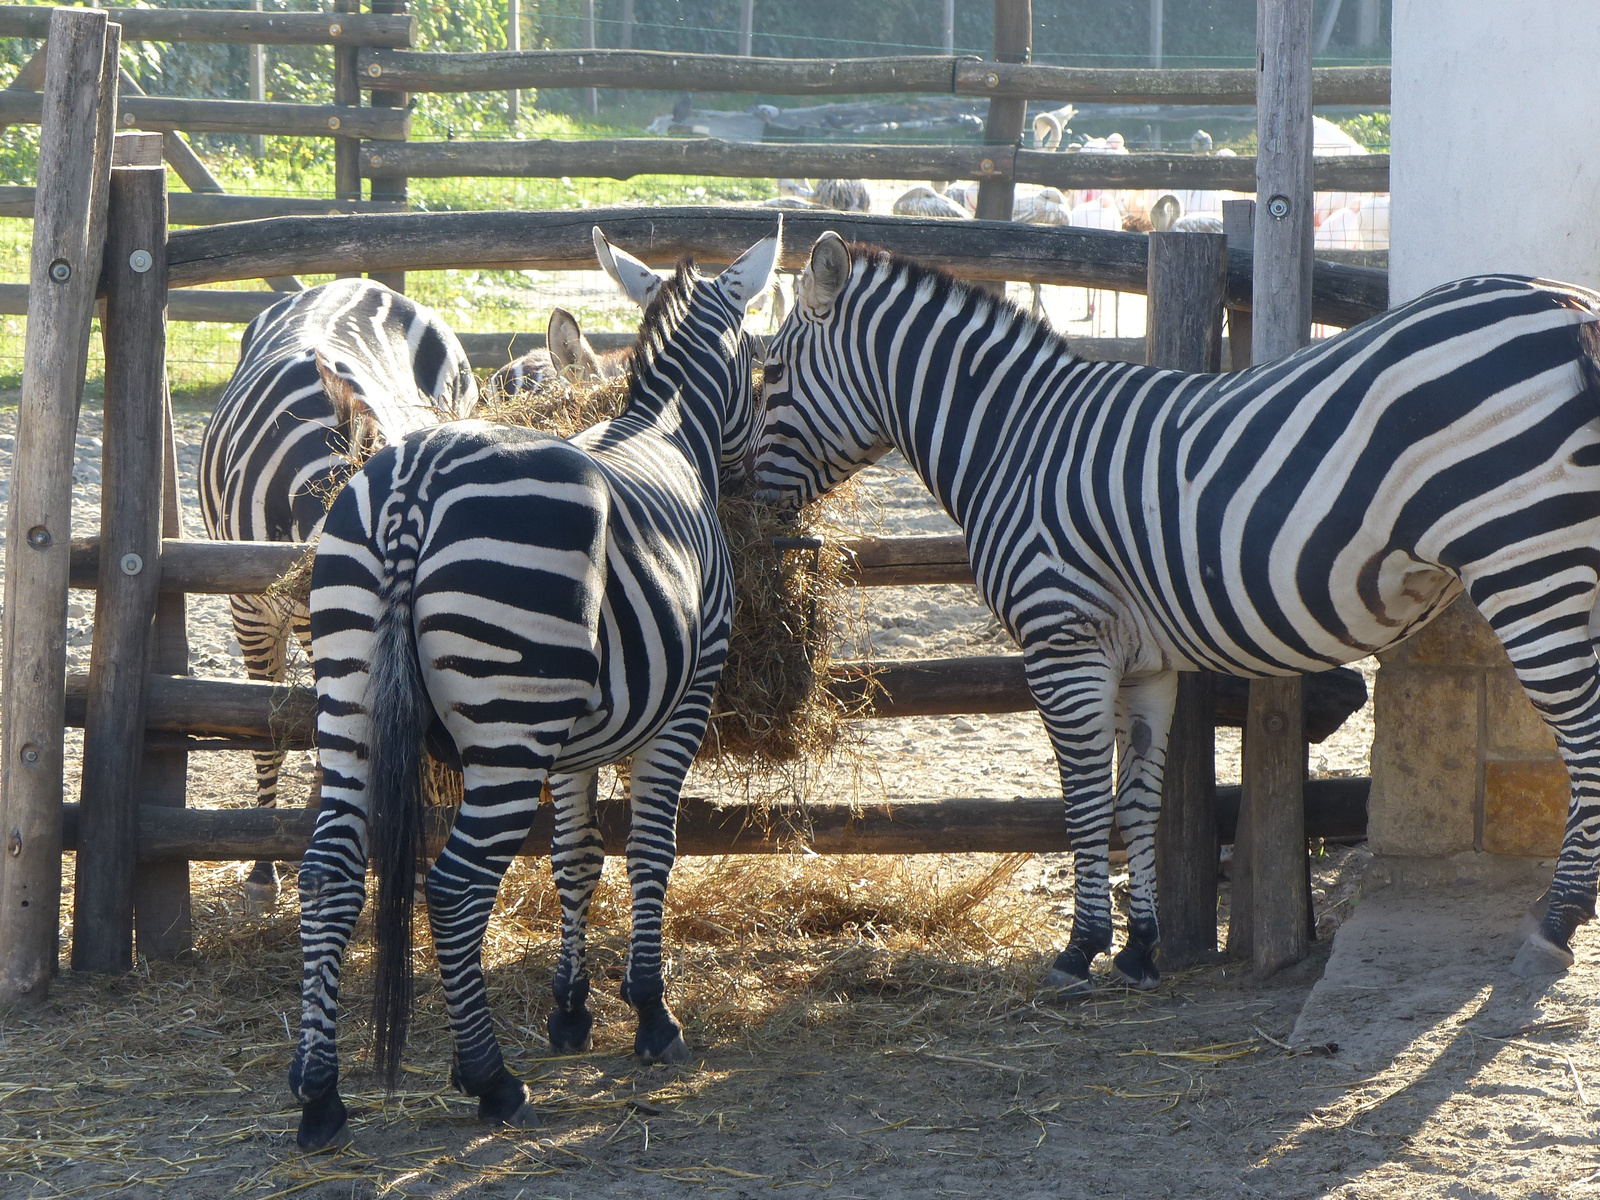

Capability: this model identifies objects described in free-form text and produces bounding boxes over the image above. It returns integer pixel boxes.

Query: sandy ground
[0,390,1592,1200]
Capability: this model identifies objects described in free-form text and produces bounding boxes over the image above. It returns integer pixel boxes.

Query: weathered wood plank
[1241,0,1315,979]
[0,89,408,141]
[0,8,117,1004]
[357,138,1388,192]
[164,208,1388,326]
[133,401,194,961]
[72,155,168,974]
[60,659,1368,748]
[973,0,1031,232]
[0,187,407,223]
[0,5,415,47]
[57,778,1371,861]
[1145,228,1229,969]
[953,60,1388,105]
[355,47,1387,105]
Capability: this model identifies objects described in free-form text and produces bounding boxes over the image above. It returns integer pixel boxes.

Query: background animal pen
[0,2,1389,1003]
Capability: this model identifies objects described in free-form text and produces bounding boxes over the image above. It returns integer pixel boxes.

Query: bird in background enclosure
[289,224,781,1150]
[778,177,871,212]
[891,184,971,219]
[1031,103,1078,150]
[1150,192,1226,234]
[198,279,478,912]
[756,231,1600,998]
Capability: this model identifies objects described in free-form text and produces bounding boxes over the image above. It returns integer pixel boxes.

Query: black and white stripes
[199,279,477,905]
[288,226,780,1149]
[757,234,1600,991]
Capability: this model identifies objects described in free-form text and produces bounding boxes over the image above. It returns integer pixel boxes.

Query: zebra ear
[592,226,667,308]
[547,307,603,379]
[800,231,850,314]
[716,220,782,314]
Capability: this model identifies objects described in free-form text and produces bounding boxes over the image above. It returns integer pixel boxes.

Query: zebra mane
[622,259,701,399]
[842,241,1081,363]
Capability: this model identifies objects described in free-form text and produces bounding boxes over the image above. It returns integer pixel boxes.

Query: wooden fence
[0,3,1383,998]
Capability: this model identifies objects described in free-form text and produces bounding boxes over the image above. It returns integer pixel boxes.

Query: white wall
[1391,2,1600,304]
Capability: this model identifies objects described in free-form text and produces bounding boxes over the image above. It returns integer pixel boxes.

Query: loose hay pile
[479,371,866,772]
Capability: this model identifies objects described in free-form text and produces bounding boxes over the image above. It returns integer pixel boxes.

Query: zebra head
[593,223,781,487]
[754,231,894,508]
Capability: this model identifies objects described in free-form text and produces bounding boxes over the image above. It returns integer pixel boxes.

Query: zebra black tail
[366,546,432,1092]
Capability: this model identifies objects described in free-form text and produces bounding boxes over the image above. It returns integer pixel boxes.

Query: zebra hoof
[1037,968,1092,999]
[1517,888,1553,943]
[242,879,278,916]
[547,1006,594,1055]
[637,1033,691,1066]
[296,1087,350,1152]
[1511,933,1576,978]
[1111,956,1161,992]
[474,1066,534,1127]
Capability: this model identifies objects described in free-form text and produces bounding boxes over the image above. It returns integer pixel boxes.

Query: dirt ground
[2,396,1598,1198]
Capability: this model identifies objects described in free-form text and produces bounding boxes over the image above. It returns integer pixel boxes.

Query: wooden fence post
[133,397,194,960]
[332,0,362,223]
[1242,0,1315,978]
[0,8,118,1003]
[974,0,1030,225]
[1146,229,1227,967]
[72,132,167,973]
[368,0,409,293]
[1222,199,1254,371]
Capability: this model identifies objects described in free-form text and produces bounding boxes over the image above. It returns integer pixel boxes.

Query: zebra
[482,306,629,403]
[289,225,780,1149]
[200,279,479,909]
[755,231,1600,995]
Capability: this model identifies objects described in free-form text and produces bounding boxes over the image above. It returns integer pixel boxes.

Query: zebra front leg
[548,769,603,1053]
[428,763,549,1128]
[1108,671,1177,990]
[620,706,710,1064]
[1023,641,1120,997]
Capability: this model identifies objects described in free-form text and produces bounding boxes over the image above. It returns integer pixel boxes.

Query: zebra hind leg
[548,769,603,1053]
[1472,583,1600,975]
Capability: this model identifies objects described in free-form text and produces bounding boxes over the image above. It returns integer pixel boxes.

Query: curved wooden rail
[165,207,1388,326]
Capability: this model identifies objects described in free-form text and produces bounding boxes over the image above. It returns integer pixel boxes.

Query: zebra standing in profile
[756,232,1600,994]
[289,226,780,1150]
[200,279,478,907]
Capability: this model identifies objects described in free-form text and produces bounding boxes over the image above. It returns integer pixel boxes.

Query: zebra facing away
[200,279,478,908]
[289,226,780,1149]
[756,232,1600,995]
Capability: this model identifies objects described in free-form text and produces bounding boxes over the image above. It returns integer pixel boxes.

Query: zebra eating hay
[289,225,781,1149]
[482,306,630,402]
[756,232,1600,996]
[199,279,478,910]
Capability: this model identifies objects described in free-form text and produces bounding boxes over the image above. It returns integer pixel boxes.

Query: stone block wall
[1368,595,1566,859]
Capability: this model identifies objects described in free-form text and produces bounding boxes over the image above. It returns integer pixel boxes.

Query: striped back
[201,279,477,545]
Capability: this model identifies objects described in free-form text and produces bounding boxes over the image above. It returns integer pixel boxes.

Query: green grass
[0,107,783,397]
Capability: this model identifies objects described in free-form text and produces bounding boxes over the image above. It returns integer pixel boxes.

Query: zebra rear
[199,279,477,906]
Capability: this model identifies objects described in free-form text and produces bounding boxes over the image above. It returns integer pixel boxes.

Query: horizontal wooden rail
[0,90,409,141]
[61,659,1366,748]
[63,534,976,594]
[0,6,415,46]
[0,283,284,325]
[0,186,407,225]
[56,778,1370,861]
[165,207,1388,326]
[68,537,306,594]
[361,138,1389,193]
[357,48,1388,106]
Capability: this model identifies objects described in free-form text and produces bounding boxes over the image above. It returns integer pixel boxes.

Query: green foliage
[1334,112,1391,153]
